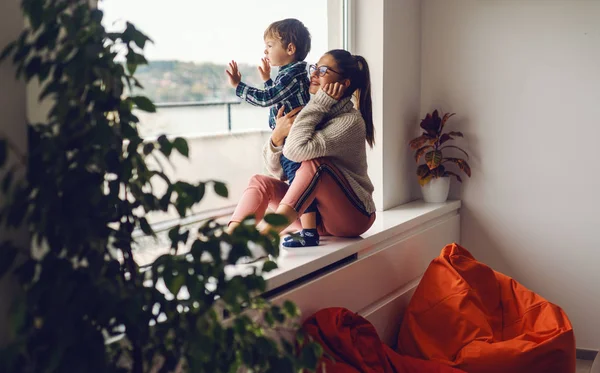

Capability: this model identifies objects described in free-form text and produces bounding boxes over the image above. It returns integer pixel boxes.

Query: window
[101,0,342,136]
[99,1,347,236]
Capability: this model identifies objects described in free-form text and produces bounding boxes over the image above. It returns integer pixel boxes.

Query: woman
[227,49,376,241]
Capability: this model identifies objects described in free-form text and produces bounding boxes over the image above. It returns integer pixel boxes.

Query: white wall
[421,0,600,348]
[355,0,421,211]
[355,0,385,210]
[382,0,421,210]
[0,0,26,346]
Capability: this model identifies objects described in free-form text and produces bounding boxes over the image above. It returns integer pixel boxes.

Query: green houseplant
[0,1,322,372]
[409,110,471,203]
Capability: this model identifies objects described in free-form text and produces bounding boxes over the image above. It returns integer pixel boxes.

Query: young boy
[226,18,319,247]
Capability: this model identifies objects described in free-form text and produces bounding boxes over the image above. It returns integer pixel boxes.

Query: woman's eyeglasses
[309,64,342,77]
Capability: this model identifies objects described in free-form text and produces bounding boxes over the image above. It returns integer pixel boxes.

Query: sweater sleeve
[283,90,362,162]
[262,138,285,180]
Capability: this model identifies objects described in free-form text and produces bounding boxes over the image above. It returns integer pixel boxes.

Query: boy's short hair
[264,18,312,61]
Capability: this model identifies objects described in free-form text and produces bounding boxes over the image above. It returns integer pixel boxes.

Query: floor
[578,359,594,373]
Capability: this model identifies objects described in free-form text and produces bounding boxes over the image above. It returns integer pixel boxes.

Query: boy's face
[264,37,295,67]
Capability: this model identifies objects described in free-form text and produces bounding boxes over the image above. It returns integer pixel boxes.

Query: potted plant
[409,110,471,203]
[0,1,322,372]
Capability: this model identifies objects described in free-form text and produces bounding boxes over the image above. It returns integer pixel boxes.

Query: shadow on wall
[404,108,422,202]
[460,203,515,278]
[448,114,478,201]
[443,114,515,276]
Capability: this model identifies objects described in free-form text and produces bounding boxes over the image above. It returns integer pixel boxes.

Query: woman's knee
[248,174,270,190]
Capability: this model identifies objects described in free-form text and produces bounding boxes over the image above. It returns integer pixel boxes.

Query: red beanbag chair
[303,307,466,373]
[397,243,576,373]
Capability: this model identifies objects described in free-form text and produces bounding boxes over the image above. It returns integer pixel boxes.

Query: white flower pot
[421,177,450,203]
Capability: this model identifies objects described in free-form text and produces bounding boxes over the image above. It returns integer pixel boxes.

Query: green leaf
[190,240,206,259]
[90,9,103,23]
[142,142,154,155]
[0,139,7,167]
[25,56,42,81]
[283,300,299,318]
[299,342,322,369]
[168,225,181,243]
[139,217,154,236]
[263,213,288,227]
[2,168,14,193]
[416,164,431,185]
[131,96,156,113]
[27,0,44,30]
[263,309,276,327]
[262,260,278,273]
[127,62,137,75]
[0,41,16,62]
[157,135,172,156]
[173,137,189,158]
[438,133,453,146]
[196,182,205,202]
[414,145,433,163]
[125,50,148,68]
[425,150,443,170]
[165,271,185,296]
[38,62,51,82]
[271,306,285,323]
[420,110,442,136]
[0,242,18,279]
[443,157,472,177]
[409,134,433,150]
[124,22,152,50]
[213,181,228,198]
[419,175,432,186]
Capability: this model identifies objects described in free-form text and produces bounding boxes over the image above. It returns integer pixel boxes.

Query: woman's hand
[271,106,303,147]
[322,82,346,100]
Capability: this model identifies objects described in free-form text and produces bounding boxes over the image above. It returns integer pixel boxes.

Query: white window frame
[328,0,353,52]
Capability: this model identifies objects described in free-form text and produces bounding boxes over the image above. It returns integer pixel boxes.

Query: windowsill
[146,200,461,299]
[229,199,462,292]
[141,129,271,142]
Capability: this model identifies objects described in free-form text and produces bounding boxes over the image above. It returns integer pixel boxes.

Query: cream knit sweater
[262,89,376,214]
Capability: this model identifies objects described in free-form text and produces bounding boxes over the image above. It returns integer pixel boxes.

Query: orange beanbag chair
[397,243,576,373]
[303,307,466,373]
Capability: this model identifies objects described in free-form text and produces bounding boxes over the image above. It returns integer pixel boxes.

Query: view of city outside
[100,0,329,137]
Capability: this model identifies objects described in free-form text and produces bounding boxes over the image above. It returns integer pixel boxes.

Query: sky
[100,0,330,65]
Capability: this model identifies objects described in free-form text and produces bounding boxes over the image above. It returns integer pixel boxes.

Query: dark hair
[326,49,374,148]
[264,19,312,61]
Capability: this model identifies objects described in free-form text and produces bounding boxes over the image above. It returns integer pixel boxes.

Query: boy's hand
[258,57,271,82]
[226,60,242,88]
[322,82,346,100]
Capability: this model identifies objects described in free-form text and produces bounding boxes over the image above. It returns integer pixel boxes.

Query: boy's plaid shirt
[235,61,310,129]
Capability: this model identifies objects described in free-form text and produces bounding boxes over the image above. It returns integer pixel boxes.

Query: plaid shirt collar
[278,61,307,75]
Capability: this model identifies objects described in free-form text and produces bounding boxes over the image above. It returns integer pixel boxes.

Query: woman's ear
[343,79,351,88]
[286,43,296,56]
